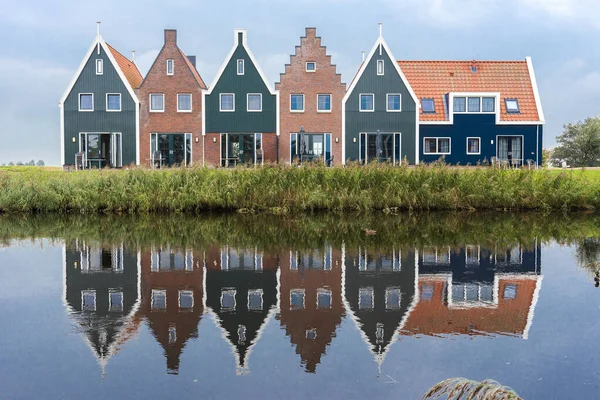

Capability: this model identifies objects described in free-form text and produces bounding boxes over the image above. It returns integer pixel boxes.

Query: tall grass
[1,164,600,214]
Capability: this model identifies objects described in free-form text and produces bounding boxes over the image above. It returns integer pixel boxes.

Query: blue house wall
[420,114,543,165]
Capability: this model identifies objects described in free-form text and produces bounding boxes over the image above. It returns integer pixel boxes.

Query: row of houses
[64,240,542,375]
[60,23,545,169]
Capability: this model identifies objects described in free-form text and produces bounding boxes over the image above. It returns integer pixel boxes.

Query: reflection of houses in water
[205,246,279,374]
[63,240,141,375]
[401,242,542,338]
[343,246,418,369]
[139,246,204,374]
[277,246,345,373]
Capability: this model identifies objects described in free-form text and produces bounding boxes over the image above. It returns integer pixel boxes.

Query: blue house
[59,23,142,169]
[399,59,545,166]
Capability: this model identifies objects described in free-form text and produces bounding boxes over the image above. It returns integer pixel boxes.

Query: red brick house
[137,29,207,167]
[276,28,346,165]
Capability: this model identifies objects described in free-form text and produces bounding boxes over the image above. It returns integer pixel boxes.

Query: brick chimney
[165,29,177,45]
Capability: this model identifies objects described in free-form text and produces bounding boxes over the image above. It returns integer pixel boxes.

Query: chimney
[362,51,365,62]
[187,55,196,69]
[96,21,101,36]
[378,22,383,37]
[165,29,177,45]
[132,50,136,62]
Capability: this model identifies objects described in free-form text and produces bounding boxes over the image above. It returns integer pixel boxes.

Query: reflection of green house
[63,240,141,375]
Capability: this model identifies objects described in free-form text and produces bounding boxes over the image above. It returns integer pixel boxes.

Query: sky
[1,0,599,166]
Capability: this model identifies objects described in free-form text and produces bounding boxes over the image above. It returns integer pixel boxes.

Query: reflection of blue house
[399,59,545,166]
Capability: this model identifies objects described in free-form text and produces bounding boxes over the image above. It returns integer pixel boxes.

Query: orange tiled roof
[106,43,144,89]
[178,48,207,89]
[398,60,540,122]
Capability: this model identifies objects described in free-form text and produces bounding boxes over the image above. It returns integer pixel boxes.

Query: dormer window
[505,98,520,113]
[377,60,384,75]
[422,98,436,113]
[306,62,316,72]
[454,96,496,113]
[95,59,103,75]
[453,97,466,112]
[166,59,174,75]
[482,97,495,112]
[467,97,480,112]
[237,59,244,75]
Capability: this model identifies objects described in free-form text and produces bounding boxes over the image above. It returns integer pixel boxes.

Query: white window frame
[247,93,262,112]
[290,288,305,310]
[505,98,520,113]
[451,93,499,115]
[466,137,481,155]
[220,289,237,312]
[377,59,384,76]
[358,287,374,310]
[109,290,124,312]
[81,290,97,311]
[237,59,245,75]
[290,94,305,113]
[95,59,103,75]
[465,245,481,265]
[359,93,374,112]
[247,289,264,311]
[178,290,194,309]
[423,137,451,155]
[177,93,192,113]
[422,98,436,113]
[317,94,332,113]
[305,62,316,72]
[316,288,332,309]
[219,93,235,112]
[166,59,174,76]
[386,93,402,112]
[78,93,94,112]
[106,93,121,112]
[149,93,165,113]
[151,289,167,311]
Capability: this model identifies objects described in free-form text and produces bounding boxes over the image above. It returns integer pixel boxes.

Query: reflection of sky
[1,241,599,399]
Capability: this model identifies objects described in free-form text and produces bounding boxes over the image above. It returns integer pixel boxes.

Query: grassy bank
[1,164,600,213]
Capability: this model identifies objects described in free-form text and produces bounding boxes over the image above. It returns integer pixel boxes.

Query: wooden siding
[420,114,543,165]
[63,45,137,165]
[345,45,417,164]
[205,33,276,133]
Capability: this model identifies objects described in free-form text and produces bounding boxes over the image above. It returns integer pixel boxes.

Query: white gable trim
[526,56,545,124]
[205,29,277,97]
[59,34,140,165]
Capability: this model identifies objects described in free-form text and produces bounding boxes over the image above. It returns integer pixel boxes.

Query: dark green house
[343,26,419,165]
[60,24,142,169]
[203,29,279,166]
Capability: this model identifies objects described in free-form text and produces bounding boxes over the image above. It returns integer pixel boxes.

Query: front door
[497,136,523,166]
[360,133,401,165]
[156,134,186,167]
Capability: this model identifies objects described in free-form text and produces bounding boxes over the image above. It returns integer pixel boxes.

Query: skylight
[505,98,520,113]
[422,98,435,113]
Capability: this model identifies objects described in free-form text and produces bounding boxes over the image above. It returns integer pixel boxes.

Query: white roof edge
[59,35,140,106]
[526,56,545,123]
[206,29,276,96]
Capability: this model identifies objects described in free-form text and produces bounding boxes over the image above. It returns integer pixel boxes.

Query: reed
[1,164,600,214]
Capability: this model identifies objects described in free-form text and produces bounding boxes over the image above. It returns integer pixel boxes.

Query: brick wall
[137,29,206,167]
[275,28,346,165]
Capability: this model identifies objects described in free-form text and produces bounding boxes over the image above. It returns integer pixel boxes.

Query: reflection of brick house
[277,246,345,373]
[63,241,141,375]
[204,246,279,374]
[275,28,346,165]
[401,242,542,338]
[139,246,204,374]
[343,246,417,368]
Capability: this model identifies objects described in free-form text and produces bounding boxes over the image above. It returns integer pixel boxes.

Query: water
[0,213,599,399]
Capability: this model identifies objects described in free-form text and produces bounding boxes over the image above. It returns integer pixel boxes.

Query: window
[109,291,123,313]
[385,288,401,310]
[423,137,451,155]
[504,284,517,300]
[387,94,401,112]
[453,97,466,112]
[96,59,103,75]
[106,93,121,112]
[169,326,177,344]
[359,287,374,310]
[290,94,304,112]
[221,289,236,311]
[317,289,332,309]
[81,290,96,311]
[79,93,93,111]
[306,329,317,340]
[247,93,262,112]
[422,98,435,113]
[179,290,194,309]
[248,289,263,311]
[150,94,164,112]
[421,285,434,301]
[317,94,331,112]
[237,59,244,75]
[177,93,192,112]
[152,289,167,311]
[377,60,384,75]
[467,137,480,155]
[360,94,374,112]
[220,93,235,112]
[290,289,305,310]
[505,98,520,113]
[468,97,480,112]
[166,59,174,75]
[306,62,316,72]
[482,97,495,112]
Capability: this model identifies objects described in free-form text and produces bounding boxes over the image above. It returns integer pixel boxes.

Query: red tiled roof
[106,43,143,89]
[178,48,207,89]
[398,60,540,122]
